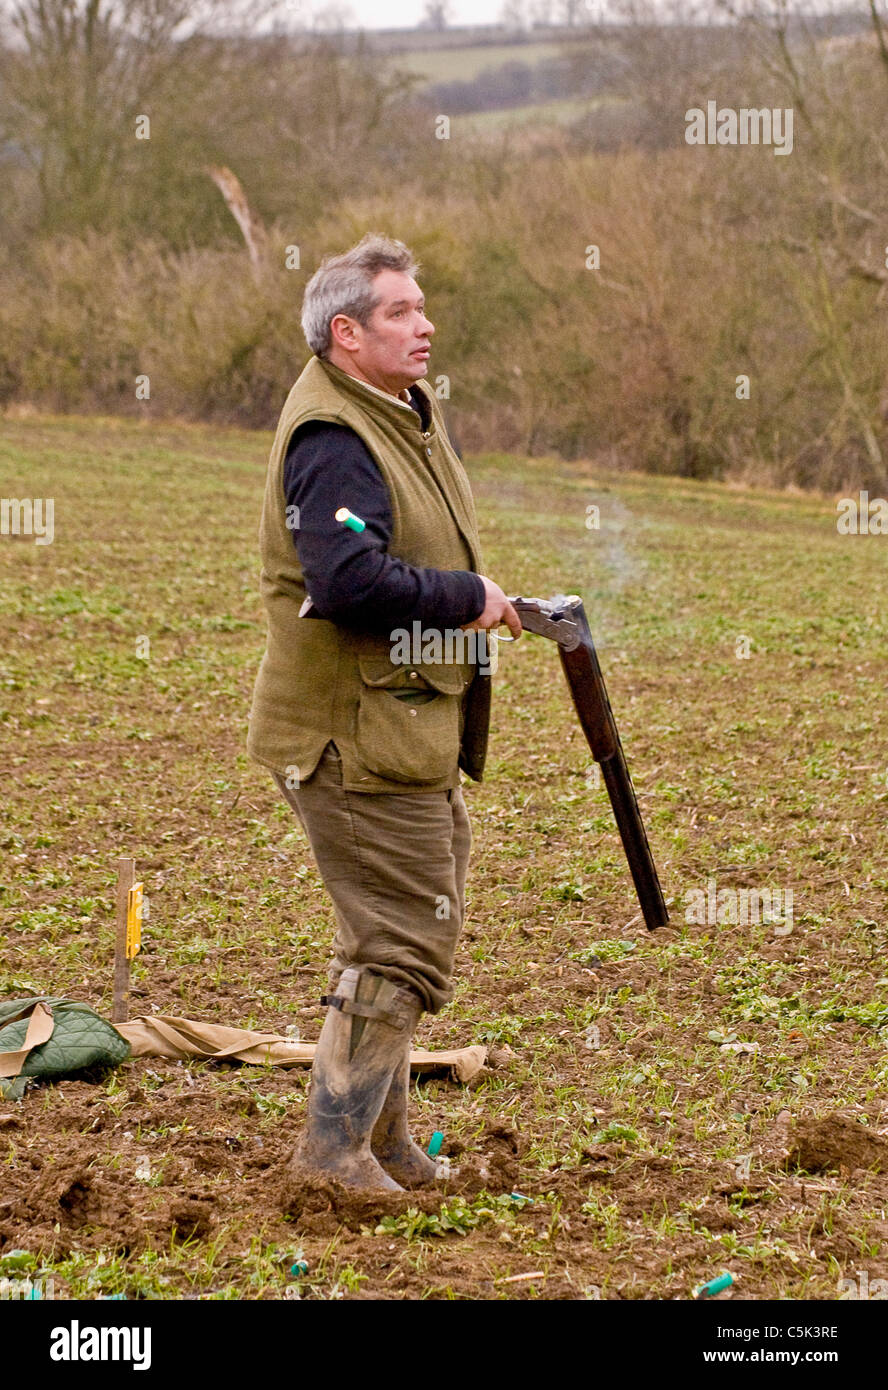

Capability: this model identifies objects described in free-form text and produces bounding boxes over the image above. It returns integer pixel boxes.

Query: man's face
[329,269,435,396]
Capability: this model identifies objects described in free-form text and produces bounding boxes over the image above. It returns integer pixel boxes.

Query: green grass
[1,412,887,1300]
[452,94,618,133]
[385,40,574,86]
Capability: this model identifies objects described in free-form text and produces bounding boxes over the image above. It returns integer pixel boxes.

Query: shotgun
[509,594,669,932]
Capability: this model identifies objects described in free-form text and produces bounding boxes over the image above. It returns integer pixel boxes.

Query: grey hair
[301,233,420,358]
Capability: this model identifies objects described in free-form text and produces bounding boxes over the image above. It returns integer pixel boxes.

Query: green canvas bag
[0,997,131,1100]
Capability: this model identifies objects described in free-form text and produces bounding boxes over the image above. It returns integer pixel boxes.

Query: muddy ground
[1,415,887,1299]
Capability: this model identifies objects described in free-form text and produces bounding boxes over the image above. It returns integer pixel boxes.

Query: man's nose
[419,313,435,336]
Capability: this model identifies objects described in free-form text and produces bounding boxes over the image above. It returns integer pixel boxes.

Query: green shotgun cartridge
[335,507,366,533]
[694,1272,733,1299]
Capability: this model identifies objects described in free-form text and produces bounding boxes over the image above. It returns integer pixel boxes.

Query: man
[247,233,521,1191]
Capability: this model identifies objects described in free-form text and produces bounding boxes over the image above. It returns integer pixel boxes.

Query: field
[1,412,887,1301]
[382,39,572,86]
[451,94,613,133]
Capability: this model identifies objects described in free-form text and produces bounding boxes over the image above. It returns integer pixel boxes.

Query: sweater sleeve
[283,421,486,634]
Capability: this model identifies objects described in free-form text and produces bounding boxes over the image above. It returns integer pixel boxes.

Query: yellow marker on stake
[126,883,143,960]
[113,857,135,1023]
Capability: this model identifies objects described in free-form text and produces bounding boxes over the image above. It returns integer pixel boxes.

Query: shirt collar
[348,374,416,412]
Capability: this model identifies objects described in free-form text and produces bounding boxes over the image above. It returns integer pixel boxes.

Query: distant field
[452,94,615,133]
[384,39,576,86]
[1,413,887,1300]
[379,37,613,132]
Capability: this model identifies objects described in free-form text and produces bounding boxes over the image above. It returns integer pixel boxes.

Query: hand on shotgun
[463,576,522,638]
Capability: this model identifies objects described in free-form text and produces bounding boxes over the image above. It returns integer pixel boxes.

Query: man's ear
[329,313,361,354]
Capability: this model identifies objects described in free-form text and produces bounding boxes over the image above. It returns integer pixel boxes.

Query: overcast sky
[356,0,493,23]
[301,0,525,32]
[295,1,861,34]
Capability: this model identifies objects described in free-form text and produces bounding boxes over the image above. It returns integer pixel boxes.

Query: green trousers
[271,743,472,1014]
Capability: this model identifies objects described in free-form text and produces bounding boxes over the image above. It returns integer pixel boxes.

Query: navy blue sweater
[283,390,486,636]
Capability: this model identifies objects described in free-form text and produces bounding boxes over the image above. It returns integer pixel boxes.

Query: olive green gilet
[246,355,492,793]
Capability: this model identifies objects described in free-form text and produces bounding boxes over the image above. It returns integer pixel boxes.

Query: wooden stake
[113,857,135,1023]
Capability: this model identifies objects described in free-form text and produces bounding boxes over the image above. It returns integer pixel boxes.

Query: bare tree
[710,0,888,481]
[421,0,450,30]
[205,164,268,272]
[0,0,280,231]
[499,0,530,30]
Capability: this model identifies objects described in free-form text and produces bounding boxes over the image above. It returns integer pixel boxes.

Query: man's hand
[462,576,522,638]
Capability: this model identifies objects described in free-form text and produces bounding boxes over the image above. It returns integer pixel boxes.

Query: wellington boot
[371,994,439,1188]
[289,968,413,1192]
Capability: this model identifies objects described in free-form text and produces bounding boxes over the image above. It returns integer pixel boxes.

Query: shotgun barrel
[510,595,669,932]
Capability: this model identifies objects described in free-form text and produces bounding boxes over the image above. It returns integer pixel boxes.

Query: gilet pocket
[354,660,461,784]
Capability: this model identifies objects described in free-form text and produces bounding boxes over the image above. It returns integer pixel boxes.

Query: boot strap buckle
[320,994,408,1030]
